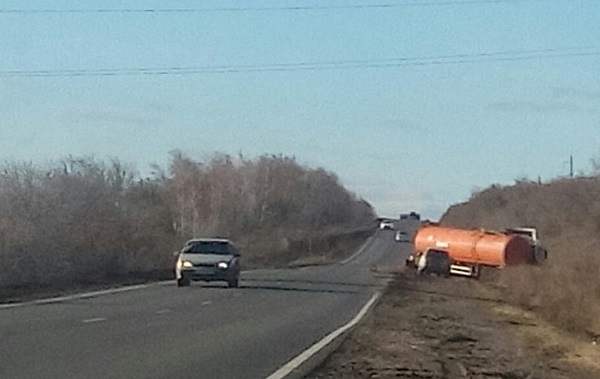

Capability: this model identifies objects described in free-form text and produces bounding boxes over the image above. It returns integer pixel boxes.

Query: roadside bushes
[442,177,600,335]
[0,159,177,288]
[0,154,374,290]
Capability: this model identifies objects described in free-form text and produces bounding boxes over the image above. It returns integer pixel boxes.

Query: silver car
[175,238,241,288]
[379,220,395,230]
[395,231,410,242]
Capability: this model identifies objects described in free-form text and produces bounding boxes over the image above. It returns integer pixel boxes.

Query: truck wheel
[423,250,451,277]
[177,277,190,287]
[533,246,548,264]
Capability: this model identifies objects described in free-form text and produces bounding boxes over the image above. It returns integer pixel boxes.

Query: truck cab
[505,227,538,243]
[505,227,547,264]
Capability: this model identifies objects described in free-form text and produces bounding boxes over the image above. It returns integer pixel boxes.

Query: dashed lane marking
[82,317,107,324]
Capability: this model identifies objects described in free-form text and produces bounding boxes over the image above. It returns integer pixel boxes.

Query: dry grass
[442,177,600,336]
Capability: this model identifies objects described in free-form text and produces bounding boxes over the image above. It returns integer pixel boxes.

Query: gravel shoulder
[306,272,600,379]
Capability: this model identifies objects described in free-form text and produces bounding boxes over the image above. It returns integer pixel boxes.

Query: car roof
[185,238,234,245]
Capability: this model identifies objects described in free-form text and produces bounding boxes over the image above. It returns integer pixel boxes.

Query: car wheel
[177,277,190,287]
[228,276,239,288]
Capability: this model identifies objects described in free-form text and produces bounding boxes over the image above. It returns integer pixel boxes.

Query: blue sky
[1,0,599,219]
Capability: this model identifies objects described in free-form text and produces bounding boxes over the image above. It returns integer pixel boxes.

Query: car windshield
[184,242,231,255]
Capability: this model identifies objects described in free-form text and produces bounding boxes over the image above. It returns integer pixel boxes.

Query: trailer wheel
[533,246,548,264]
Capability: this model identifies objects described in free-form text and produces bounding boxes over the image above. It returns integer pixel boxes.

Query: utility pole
[570,155,574,178]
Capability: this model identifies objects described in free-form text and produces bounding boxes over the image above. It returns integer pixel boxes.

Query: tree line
[0,153,374,289]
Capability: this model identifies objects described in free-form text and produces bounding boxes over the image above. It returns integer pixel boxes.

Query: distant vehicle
[379,220,395,230]
[175,238,241,288]
[394,231,410,242]
[400,212,420,221]
[406,225,547,278]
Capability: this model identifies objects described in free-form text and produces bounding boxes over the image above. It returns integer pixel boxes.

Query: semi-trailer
[406,225,547,277]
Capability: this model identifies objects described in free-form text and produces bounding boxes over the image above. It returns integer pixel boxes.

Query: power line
[1,47,597,78]
[0,0,538,14]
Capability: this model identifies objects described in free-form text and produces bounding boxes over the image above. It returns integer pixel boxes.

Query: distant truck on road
[406,225,547,278]
[399,212,420,221]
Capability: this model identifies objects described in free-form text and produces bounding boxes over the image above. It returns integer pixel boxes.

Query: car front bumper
[180,267,234,282]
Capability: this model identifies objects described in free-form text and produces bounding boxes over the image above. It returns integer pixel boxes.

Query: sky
[1,0,599,220]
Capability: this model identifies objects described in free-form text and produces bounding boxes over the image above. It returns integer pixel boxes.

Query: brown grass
[441,177,600,336]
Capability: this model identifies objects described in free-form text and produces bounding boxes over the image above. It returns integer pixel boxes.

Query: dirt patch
[306,273,600,379]
[492,303,600,374]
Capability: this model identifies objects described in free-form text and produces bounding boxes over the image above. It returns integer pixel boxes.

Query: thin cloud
[60,108,161,127]
[351,183,440,219]
[385,118,431,133]
[551,86,600,101]
[488,101,586,114]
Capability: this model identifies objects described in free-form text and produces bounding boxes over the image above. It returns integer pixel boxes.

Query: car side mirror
[172,251,180,257]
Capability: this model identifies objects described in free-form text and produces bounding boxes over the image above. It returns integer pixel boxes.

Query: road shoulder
[305,274,600,379]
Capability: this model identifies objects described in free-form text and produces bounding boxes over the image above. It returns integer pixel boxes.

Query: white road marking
[341,236,374,265]
[0,269,268,310]
[264,290,383,379]
[201,301,212,306]
[82,317,107,324]
[0,283,165,310]
[0,303,23,310]
[155,309,172,314]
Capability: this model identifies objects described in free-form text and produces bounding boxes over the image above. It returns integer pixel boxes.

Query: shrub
[442,177,600,335]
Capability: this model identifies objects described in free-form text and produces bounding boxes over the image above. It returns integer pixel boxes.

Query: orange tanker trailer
[408,225,542,277]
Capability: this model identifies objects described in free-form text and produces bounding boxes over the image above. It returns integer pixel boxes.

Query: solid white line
[31,283,155,305]
[341,235,374,265]
[0,282,167,310]
[264,290,382,379]
[0,268,316,310]
[82,317,107,324]
[0,303,24,310]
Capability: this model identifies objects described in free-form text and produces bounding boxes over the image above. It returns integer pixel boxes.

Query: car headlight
[182,261,193,268]
[217,261,229,270]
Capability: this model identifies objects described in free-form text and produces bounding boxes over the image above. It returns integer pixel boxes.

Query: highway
[0,226,414,379]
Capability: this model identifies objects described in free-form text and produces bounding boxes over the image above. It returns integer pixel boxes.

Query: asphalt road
[0,226,414,379]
